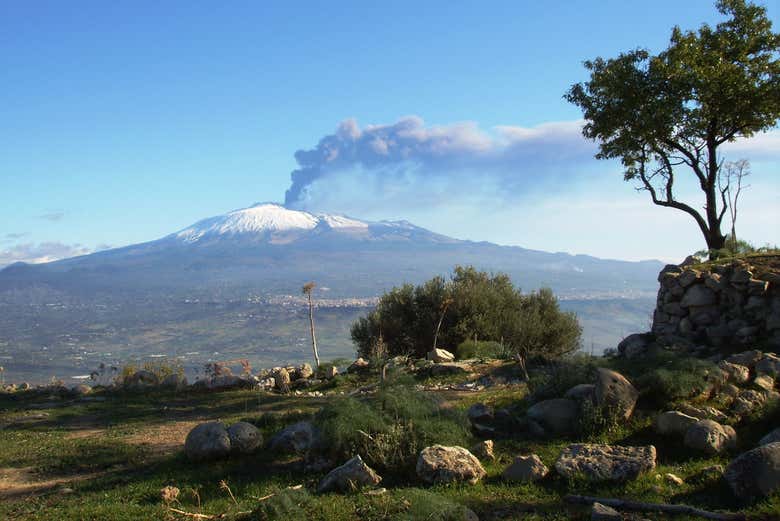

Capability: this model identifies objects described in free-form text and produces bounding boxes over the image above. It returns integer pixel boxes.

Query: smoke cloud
[284,116,595,208]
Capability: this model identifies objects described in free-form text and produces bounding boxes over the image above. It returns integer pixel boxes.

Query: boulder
[161,373,188,390]
[322,366,339,379]
[617,333,654,358]
[526,398,579,435]
[718,360,750,384]
[726,350,764,369]
[416,445,486,485]
[591,502,621,521]
[678,270,700,288]
[71,384,92,396]
[684,420,737,454]
[185,422,231,461]
[677,404,728,423]
[681,285,717,308]
[467,403,494,425]
[207,375,245,390]
[273,368,291,390]
[564,384,596,402]
[759,428,780,446]
[268,421,317,453]
[554,444,656,482]
[756,353,780,377]
[347,358,370,373]
[754,374,775,392]
[125,370,159,389]
[731,389,777,416]
[470,440,495,461]
[293,363,314,380]
[594,369,638,420]
[317,455,381,493]
[427,348,456,363]
[227,422,262,454]
[655,411,699,436]
[502,454,548,482]
[725,442,780,500]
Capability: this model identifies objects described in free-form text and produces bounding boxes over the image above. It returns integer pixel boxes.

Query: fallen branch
[563,494,746,521]
[167,508,218,519]
[254,484,304,502]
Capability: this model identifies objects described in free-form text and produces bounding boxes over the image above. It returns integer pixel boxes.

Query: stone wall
[651,259,780,351]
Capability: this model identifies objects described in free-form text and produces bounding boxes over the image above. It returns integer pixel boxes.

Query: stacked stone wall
[652,260,780,350]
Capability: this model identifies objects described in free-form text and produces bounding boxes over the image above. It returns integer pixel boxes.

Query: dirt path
[0,466,104,500]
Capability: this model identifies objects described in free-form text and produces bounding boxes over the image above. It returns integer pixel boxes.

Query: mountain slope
[0,203,663,300]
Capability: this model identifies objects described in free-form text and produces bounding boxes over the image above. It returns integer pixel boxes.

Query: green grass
[1,364,779,521]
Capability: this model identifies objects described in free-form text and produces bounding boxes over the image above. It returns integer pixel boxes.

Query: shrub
[528,353,601,403]
[397,490,477,521]
[315,378,469,476]
[455,340,505,360]
[630,355,723,409]
[118,358,184,385]
[352,265,581,360]
[576,400,623,441]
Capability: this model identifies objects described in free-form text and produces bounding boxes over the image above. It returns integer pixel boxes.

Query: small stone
[591,502,621,520]
[665,473,684,485]
[470,440,495,461]
[502,454,548,482]
[317,455,382,493]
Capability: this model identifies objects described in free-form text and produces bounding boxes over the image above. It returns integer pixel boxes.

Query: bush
[528,353,601,403]
[315,377,469,476]
[352,265,581,360]
[455,340,505,360]
[630,355,723,409]
[118,358,184,384]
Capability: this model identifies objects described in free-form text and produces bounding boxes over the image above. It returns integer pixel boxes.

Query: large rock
[416,445,486,485]
[185,422,231,461]
[429,362,470,376]
[617,333,654,358]
[273,368,291,390]
[347,358,370,373]
[268,421,317,452]
[293,363,314,380]
[756,353,780,377]
[227,422,262,454]
[125,370,159,389]
[470,440,495,461]
[427,348,456,363]
[554,444,656,482]
[759,427,780,446]
[684,420,737,454]
[681,285,717,308]
[731,389,779,415]
[317,455,382,493]
[502,454,548,482]
[207,375,245,390]
[526,398,579,435]
[718,360,750,384]
[725,442,780,500]
[726,350,764,369]
[161,373,188,390]
[754,374,775,392]
[655,411,699,436]
[467,403,494,425]
[564,384,596,402]
[594,369,638,420]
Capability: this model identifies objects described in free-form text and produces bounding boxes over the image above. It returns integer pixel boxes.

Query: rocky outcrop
[502,454,548,482]
[416,445,486,485]
[725,442,780,500]
[554,444,656,482]
[651,261,780,350]
[317,455,381,493]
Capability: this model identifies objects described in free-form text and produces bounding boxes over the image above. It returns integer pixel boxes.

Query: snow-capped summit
[174,203,368,243]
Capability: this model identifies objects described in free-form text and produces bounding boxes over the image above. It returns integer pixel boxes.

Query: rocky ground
[1,347,779,520]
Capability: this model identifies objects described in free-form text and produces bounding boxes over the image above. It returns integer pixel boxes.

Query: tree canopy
[350,266,581,360]
[565,0,780,253]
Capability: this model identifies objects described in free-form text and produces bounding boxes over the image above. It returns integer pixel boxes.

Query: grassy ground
[0,361,778,520]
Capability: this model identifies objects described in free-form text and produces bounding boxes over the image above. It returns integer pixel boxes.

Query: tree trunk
[307,293,320,368]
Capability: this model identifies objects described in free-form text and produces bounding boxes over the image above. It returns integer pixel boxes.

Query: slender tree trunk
[432,301,451,351]
[307,293,320,368]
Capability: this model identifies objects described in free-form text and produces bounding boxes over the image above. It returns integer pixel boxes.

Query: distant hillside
[0,203,663,301]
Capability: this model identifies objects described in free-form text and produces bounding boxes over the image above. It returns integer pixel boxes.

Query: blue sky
[1,0,778,264]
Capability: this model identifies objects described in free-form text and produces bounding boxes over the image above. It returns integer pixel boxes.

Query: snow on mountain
[174,203,368,243]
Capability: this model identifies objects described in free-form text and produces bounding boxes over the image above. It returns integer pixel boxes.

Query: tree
[351,266,581,361]
[720,159,750,255]
[565,0,780,254]
[302,282,320,368]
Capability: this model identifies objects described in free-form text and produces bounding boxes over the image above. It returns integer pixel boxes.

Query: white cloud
[0,242,94,268]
